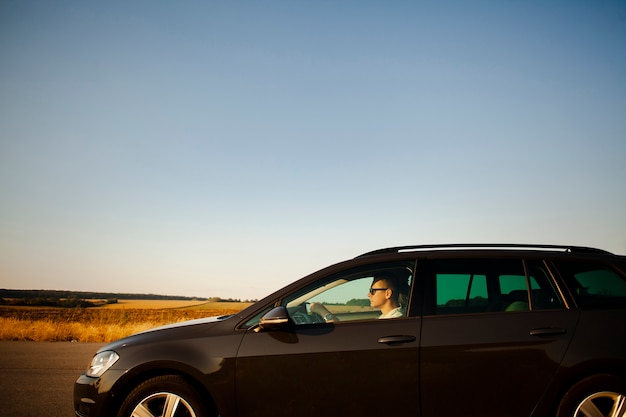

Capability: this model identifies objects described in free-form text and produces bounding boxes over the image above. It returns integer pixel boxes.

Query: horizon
[0,288,255,301]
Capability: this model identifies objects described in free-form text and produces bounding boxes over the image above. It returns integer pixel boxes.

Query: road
[0,341,105,417]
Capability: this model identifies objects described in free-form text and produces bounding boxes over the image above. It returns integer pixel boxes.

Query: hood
[97,314,235,353]
[135,314,234,334]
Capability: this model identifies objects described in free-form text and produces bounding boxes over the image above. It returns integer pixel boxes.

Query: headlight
[86,351,119,378]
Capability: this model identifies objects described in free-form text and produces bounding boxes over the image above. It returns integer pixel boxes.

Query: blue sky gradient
[1,1,625,299]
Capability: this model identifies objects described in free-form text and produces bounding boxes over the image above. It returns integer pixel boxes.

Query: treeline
[0,289,207,301]
[206,297,259,303]
[0,296,107,308]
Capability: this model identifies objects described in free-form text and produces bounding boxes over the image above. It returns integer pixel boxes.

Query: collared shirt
[379,306,405,319]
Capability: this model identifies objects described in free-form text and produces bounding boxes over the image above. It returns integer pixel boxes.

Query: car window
[282,261,414,324]
[428,258,564,315]
[240,305,274,330]
[435,273,489,313]
[553,261,626,308]
[525,260,565,310]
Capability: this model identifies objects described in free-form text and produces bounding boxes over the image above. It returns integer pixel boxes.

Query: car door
[417,257,578,417]
[234,261,421,417]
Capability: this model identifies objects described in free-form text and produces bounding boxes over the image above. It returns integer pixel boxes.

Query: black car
[74,244,626,417]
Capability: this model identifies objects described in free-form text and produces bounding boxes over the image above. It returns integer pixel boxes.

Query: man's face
[368,279,388,308]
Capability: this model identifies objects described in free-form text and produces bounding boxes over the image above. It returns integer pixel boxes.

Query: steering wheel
[290,304,324,324]
[305,302,325,323]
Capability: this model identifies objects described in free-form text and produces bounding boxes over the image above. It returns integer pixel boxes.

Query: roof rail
[357,244,612,258]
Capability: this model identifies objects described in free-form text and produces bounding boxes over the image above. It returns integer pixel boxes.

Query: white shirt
[379,306,404,319]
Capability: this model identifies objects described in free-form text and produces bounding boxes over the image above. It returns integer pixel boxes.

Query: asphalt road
[0,341,105,417]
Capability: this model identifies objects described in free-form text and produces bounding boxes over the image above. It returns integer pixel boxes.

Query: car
[74,244,626,417]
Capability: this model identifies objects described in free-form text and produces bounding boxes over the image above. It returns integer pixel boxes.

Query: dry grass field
[93,299,208,309]
[0,300,253,343]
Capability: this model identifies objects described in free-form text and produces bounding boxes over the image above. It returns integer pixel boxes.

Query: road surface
[0,341,105,417]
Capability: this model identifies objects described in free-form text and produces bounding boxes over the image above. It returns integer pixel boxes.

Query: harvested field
[95,299,210,309]
[0,302,252,343]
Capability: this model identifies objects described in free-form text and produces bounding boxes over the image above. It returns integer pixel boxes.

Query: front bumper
[73,369,126,417]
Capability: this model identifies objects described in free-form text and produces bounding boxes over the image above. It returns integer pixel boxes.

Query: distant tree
[346,298,370,307]
[61,297,95,308]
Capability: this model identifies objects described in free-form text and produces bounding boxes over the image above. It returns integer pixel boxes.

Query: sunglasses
[368,287,388,295]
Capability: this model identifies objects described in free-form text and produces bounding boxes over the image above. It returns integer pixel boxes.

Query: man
[368,273,407,318]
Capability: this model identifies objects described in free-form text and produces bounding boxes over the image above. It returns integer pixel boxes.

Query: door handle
[378,335,416,345]
[529,328,567,337]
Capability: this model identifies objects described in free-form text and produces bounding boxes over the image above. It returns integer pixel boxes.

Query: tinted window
[435,272,489,313]
[526,260,565,310]
[554,261,626,308]
[428,258,563,315]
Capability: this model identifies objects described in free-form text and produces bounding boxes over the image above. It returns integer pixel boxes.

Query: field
[94,299,245,310]
[0,300,253,343]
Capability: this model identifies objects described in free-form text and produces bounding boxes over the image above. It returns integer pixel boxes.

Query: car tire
[117,374,209,417]
[556,374,626,417]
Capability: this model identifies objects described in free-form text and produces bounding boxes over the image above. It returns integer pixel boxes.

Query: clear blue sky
[1,1,625,300]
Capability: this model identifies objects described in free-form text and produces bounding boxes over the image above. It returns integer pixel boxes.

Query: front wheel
[557,374,626,417]
[117,375,209,417]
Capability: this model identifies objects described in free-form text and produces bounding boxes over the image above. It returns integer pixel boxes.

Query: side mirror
[259,306,290,331]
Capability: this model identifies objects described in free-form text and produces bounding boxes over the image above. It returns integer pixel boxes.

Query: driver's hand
[309,302,327,315]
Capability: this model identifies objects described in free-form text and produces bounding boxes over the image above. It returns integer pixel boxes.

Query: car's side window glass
[432,259,525,315]
[281,261,414,324]
[240,305,274,330]
[498,274,530,311]
[429,258,564,315]
[553,261,626,308]
[526,260,565,310]
[435,273,488,314]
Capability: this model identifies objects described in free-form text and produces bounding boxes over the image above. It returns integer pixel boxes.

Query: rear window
[554,261,626,309]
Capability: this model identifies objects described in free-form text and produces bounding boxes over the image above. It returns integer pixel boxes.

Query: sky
[1,1,625,301]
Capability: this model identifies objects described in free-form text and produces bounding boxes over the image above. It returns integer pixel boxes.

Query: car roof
[356,244,614,258]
